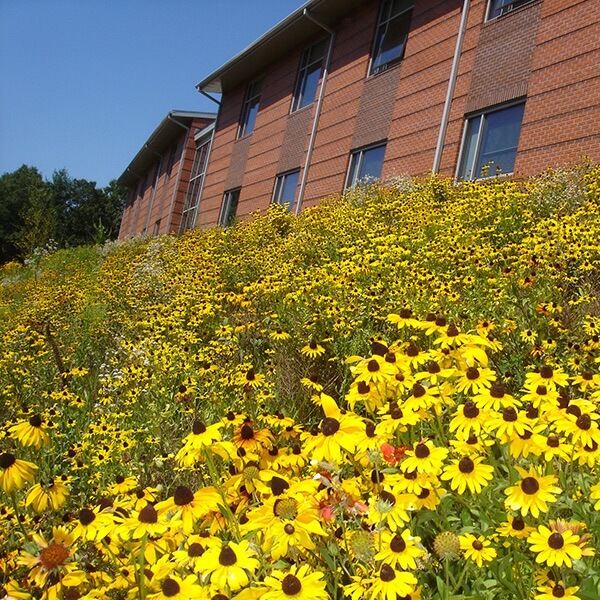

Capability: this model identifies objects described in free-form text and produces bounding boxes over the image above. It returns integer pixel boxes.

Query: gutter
[295,8,335,215]
[432,0,470,174]
[165,113,191,234]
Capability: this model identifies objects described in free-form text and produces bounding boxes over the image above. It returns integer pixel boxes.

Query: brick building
[118,111,216,238]
[194,0,599,227]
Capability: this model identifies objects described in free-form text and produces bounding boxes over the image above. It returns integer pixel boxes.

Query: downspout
[295,9,335,215]
[432,0,470,174]
[165,114,191,234]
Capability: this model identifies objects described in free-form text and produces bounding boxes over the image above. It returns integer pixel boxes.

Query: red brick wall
[516,0,600,175]
[119,116,213,238]
[197,0,599,227]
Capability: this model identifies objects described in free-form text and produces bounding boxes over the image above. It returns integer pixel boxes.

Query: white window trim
[346,142,387,188]
[218,188,241,227]
[272,169,301,210]
[291,39,327,113]
[486,0,536,21]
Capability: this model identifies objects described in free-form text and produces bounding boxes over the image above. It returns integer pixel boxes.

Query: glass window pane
[298,64,321,110]
[280,171,299,207]
[457,116,481,180]
[476,103,525,177]
[359,145,386,180]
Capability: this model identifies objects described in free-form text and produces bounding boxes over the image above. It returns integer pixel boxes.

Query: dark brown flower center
[162,578,180,596]
[458,457,475,473]
[29,414,43,427]
[535,385,547,395]
[358,381,370,394]
[400,308,412,319]
[428,361,441,374]
[365,422,376,437]
[271,476,289,496]
[284,523,295,534]
[281,574,302,595]
[548,532,564,549]
[472,540,484,550]
[521,477,540,495]
[446,324,459,337]
[415,442,430,458]
[240,423,254,440]
[193,420,207,434]
[174,485,194,506]
[78,508,96,526]
[390,534,406,552]
[540,366,553,379]
[406,343,419,357]
[511,516,525,530]
[0,453,16,469]
[503,407,518,422]
[218,545,237,566]
[380,563,396,582]
[378,490,396,506]
[463,401,479,418]
[490,382,505,398]
[138,504,158,524]
[552,584,566,598]
[321,417,340,436]
[367,359,380,372]
[547,435,560,448]
[412,383,426,398]
[576,414,591,430]
[466,367,480,380]
[188,542,204,557]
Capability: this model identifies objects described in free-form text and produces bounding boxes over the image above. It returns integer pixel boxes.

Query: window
[238,78,263,137]
[370,0,413,76]
[457,102,525,181]
[487,0,534,20]
[292,39,327,112]
[179,137,211,234]
[346,143,387,187]
[218,188,240,227]
[272,170,300,210]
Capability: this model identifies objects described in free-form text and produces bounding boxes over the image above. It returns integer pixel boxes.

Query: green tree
[0,165,46,263]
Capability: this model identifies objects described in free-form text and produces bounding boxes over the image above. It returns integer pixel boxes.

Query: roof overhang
[196,0,368,95]
[118,110,216,188]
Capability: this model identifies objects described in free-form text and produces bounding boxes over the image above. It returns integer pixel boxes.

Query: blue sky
[0,0,306,187]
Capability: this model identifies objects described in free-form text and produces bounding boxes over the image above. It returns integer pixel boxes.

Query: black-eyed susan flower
[459,533,497,567]
[367,489,413,531]
[374,529,425,569]
[534,582,580,600]
[300,340,325,358]
[9,414,50,449]
[301,394,363,463]
[0,452,37,493]
[527,525,582,567]
[367,562,418,599]
[525,365,569,389]
[25,478,70,512]
[455,366,496,394]
[496,514,534,541]
[198,539,259,591]
[261,564,328,600]
[504,467,562,518]
[401,440,448,476]
[449,401,489,439]
[155,485,220,534]
[147,574,206,600]
[71,506,113,542]
[440,455,494,494]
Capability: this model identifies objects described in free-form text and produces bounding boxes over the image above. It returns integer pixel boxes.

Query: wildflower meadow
[1,164,600,600]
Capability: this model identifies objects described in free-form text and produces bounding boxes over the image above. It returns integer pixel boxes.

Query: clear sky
[0,0,307,187]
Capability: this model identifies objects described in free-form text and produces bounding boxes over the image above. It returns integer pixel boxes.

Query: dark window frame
[486,0,536,20]
[456,101,526,181]
[272,169,301,210]
[179,135,212,234]
[238,78,263,138]
[346,142,387,188]
[370,0,413,76]
[218,188,241,227]
[291,38,327,113]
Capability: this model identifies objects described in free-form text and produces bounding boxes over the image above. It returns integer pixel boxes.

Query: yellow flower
[0,452,37,493]
[262,564,328,600]
[504,467,562,518]
[367,563,418,600]
[374,529,425,570]
[459,533,497,567]
[26,478,70,512]
[528,525,582,567]
[300,340,326,358]
[534,583,580,600]
[147,574,207,600]
[440,455,494,494]
[9,414,50,449]
[198,539,260,591]
[401,440,448,476]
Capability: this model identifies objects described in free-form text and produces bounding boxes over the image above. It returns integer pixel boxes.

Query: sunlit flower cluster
[1,164,599,599]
